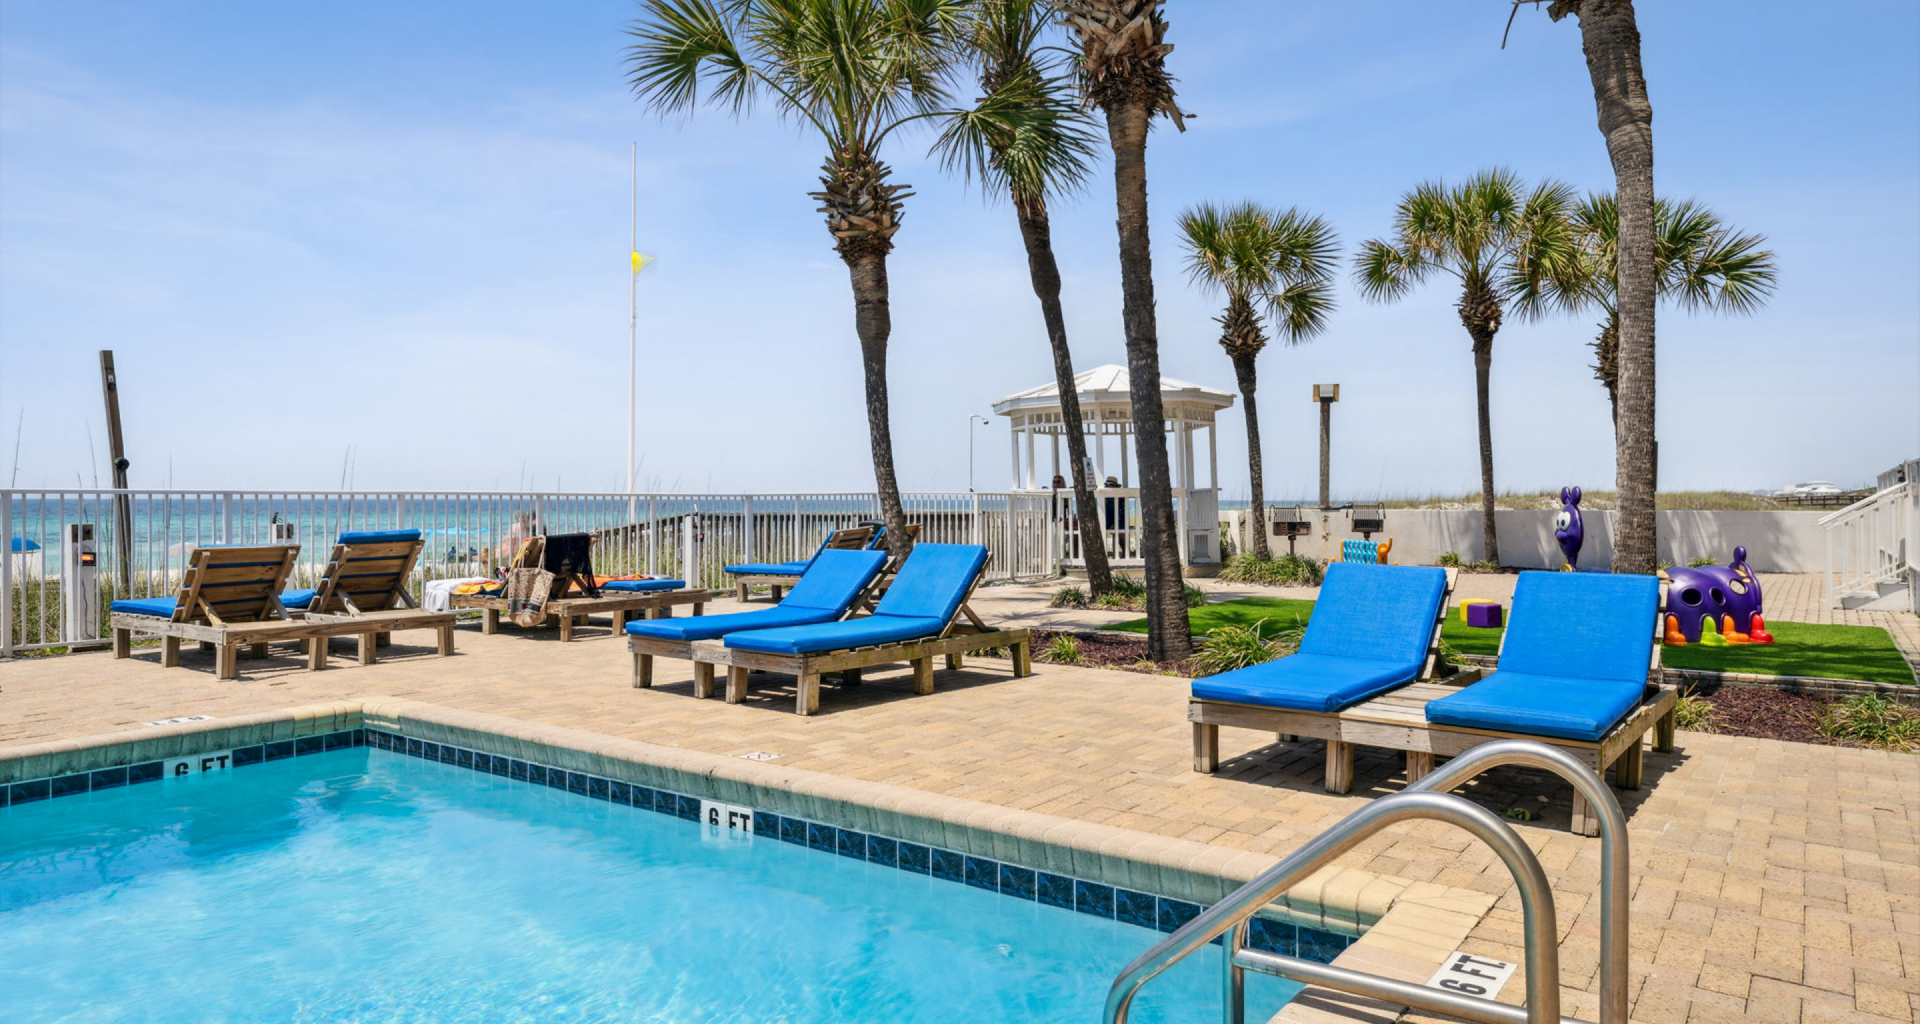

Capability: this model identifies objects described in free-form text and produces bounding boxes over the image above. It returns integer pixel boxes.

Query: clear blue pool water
[1,750,1301,1022]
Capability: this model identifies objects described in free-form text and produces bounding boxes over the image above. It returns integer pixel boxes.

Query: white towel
[425,577,492,613]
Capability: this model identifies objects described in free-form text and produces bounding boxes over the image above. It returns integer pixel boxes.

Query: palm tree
[934,0,1115,594]
[1055,0,1192,661]
[1354,169,1579,566]
[1547,0,1659,576]
[1564,194,1776,421]
[1178,202,1338,561]
[625,0,968,557]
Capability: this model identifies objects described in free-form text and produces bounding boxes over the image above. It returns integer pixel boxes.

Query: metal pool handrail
[1103,739,1630,1024]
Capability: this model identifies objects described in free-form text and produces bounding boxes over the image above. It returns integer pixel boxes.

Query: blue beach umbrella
[8,537,41,552]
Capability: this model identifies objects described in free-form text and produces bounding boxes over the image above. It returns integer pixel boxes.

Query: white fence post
[682,514,696,588]
[742,496,754,565]
[1,491,13,658]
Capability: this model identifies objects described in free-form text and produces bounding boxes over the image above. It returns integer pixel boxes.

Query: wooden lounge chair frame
[1190,575,1676,836]
[682,553,1031,716]
[450,535,711,640]
[731,525,876,602]
[108,543,450,679]
[295,533,456,667]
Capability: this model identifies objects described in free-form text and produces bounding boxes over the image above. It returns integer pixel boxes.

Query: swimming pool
[2,740,1330,1023]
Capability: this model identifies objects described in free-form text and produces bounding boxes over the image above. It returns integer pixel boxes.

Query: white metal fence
[1,489,1063,654]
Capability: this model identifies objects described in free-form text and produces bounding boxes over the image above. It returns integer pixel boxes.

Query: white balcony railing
[1822,476,1915,606]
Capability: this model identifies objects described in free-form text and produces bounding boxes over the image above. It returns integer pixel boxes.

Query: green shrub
[1190,620,1304,676]
[1435,551,1462,568]
[1819,695,1920,752]
[1108,574,1147,599]
[1183,584,1208,608]
[1655,559,1675,571]
[1435,637,1470,667]
[1094,590,1135,610]
[1041,634,1084,665]
[1218,552,1324,587]
[1686,555,1717,568]
[1673,686,1718,732]
[1470,559,1500,573]
[1050,586,1088,609]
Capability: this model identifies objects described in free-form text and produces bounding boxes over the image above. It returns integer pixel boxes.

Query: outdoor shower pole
[1313,384,1339,508]
[99,351,132,593]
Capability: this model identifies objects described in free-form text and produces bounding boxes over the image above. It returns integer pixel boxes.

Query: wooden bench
[686,618,1032,716]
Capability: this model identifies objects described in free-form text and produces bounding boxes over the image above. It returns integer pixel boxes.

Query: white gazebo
[992,363,1234,569]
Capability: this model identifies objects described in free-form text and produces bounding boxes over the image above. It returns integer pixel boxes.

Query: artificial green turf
[1109,597,1316,637]
[1113,598,1916,685]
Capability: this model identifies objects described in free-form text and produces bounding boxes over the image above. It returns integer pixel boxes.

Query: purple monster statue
[1553,487,1584,570]
[1659,546,1774,645]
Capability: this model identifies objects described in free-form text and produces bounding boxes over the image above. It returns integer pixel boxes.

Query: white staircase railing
[1822,479,1915,606]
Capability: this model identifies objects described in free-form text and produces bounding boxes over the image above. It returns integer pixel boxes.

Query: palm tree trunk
[1229,348,1271,561]
[1014,196,1114,594]
[844,252,910,557]
[1573,0,1658,574]
[1470,328,1501,566]
[1103,96,1190,661]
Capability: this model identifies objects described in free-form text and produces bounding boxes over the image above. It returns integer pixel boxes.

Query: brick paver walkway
[4,597,1916,1023]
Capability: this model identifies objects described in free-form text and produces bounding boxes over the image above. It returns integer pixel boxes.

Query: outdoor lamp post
[1313,384,1339,508]
[967,415,989,492]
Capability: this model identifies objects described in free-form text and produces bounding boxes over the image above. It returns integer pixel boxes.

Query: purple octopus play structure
[1658,546,1775,645]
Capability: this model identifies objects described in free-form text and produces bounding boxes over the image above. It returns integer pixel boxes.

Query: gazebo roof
[991,363,1235,417]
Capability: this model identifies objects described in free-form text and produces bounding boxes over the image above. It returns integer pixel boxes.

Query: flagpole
[627,141,638,496]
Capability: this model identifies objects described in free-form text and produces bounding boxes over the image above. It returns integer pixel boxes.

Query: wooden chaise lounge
[725,525,877,602]
[1191,568,1675,836]
[688,543,1031,716]
[451,533,712,640]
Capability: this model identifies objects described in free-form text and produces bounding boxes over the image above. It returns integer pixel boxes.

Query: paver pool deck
[3,583,1916,1023]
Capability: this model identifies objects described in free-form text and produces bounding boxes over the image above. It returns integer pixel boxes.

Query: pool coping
[1,700,1498,1023]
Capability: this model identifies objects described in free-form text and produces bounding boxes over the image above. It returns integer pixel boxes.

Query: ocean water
[0,750,1300,1023]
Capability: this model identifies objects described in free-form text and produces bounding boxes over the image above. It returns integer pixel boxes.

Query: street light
[1312,384,1339,508]
[967,415,990,492]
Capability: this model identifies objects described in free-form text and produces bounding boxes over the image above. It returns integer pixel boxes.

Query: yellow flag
[631,251,653,274]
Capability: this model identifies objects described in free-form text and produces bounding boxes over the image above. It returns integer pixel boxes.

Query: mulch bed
[1026,630,1877,750]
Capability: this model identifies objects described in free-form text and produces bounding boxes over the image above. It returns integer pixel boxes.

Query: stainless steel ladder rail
[1103,740,1630,1024]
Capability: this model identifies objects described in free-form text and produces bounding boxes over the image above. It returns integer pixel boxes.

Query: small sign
[738,751,781,762]
[699,800,755,837]
[1426,951,1517,999]
[165,750,234,779]
[144,715,216,728]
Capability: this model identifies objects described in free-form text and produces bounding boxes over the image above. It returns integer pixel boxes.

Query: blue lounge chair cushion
[109,597,178,618]
[723,615,947,655]
[1494,571,1660,684]
[600,578,685,593]
[1422,570,1659,742]
[1424,670,1646,742]
[1190,654,1421,714]
[627,605,839,642]
[1188,563,1448,714]
[337,529,421,546]
[1297,562,1449,668]
[779,549,888,612]
[723,562,810,576]
[281,588,316,610]
[872,544,988,623]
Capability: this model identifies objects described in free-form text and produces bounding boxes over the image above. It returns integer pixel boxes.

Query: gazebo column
[1008,421,1020,490]
[1023,430,1036,490]
[1093,411,1106,482]
[1208,421,1218,490]
[1050,433,1060,480]
[1120,426,1130,487]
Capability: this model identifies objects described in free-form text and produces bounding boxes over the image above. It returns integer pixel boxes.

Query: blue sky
[2,1,1915,498]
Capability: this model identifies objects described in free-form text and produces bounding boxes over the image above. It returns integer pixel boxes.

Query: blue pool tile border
[4,724,1356,963]
[3,728,365,808]
[357,729,1356,961]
